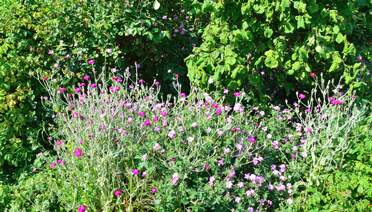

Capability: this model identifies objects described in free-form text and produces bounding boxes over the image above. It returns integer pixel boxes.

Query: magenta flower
[223,88,229,94]
[160,111,167,117]
[112,76,122,83]
[329,97,344,105]
[143,119,151,126]
[78,205,87,212]
[151,187,158,193]
[87,59,95,65]
[109,86,120,93]
[153,115,159,122]
[138,79,145,84]
[50,162,57,169]
[233,91,241,97]
[74,87,81,93]
[215,108,222,115]
[79,82,86,87]
[138,111,145,117]
[247,136,257,144]
[90,83,97,88]
[114,189,123,198]
[132,169,139,175]
[83,74,90,81]
[57,159,64,166]
[57,87,67,94]
[179,92,186,97]
[298,93,306,100]
[74,148,83,158]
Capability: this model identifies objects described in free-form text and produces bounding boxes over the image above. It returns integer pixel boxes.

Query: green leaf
[335,33,344,44]
[264,27,273,38]
[264,50,279,68]
[284,22,294,33]
[153,0,160,10]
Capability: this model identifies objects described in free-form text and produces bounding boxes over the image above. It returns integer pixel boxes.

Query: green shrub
[0,0,204,179]
[186,0,371,103]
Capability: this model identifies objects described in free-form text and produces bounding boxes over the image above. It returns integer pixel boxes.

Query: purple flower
[272,140,279,149]
[151,187,158,193]
[298,93,306,100]
[83,74,90,81]
[50,162,57,169]
[247,136,257,144]
[132,169,139,175]
[78,205,87,212]
[245,189,255,197]
[168,130,176,139]
[74,148,83,158]
[252,156,263,165]
[143,119,151,126]
[114,189,123,198]
[87,59,95,65]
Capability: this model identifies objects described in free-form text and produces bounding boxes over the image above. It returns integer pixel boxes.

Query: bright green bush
[0,0,204,179]
[186,0,371,103]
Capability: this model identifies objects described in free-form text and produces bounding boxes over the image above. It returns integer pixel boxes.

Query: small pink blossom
[215,108,222,115]
[171,173,180,185]
[90,83,97,88]
[168,130,176,139]
[298,93,306,100]
[208,176,215,186]
[50,162,57,169]
[151,187,158,193]
[226,180,233,189]
[83,75,90,81]
[138,111,145,117]
[87,59,95,65]
[78,205,87,212]
[233,91,241,97]
[74,148,83,158]
[247,136,257,144]
[245,189,255,197]
[74,87,81,93]
[143,119,151,126]
[57,87,67,94]
[114,189,123,198]
[132,169,139,175]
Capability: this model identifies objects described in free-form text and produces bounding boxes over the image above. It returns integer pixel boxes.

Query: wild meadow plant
[38,69,364,211]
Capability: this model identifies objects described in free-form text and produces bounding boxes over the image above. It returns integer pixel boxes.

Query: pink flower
[132,169,139,175]
[168,130,176,139]
[310,72,316,78]
[224,88,229,94]
[226,180,233,189]
[114,189,123,198]
[87,59,95,65]
[48,49,54,55]
[179,92,186,97]
[55,140,64,146]
[112,76,122,83]
[233,91,241,97]
[160,111,167,117]
[58,87,67,94]
[245,189,255,197]
[50,162,57,169]
[74,148,83,158]
[78,205,87,212]
[57,159,64,166]
[298,93,306,100]
[208,176,215,186]
[215,108,222,115]
[109,86,120,93]
[138,111,145,117]
[171,173,180,185]
[329,98,344,106]
[83,75,90,81]
[74,87,81,93]
[151,187,158,193]
[143,119,151,126]
[90,83,97,88]
[247,136,257,144]
[139,79,145,84]
[153,115,159,122]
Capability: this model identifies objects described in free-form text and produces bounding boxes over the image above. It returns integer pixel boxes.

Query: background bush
[186,0,371,103]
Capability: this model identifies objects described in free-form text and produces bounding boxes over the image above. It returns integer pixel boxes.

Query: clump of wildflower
[78,205,87,212]
[247,136,257,144]
[168,130,176,139]
[151,187,158,193]
[87,59,95,65]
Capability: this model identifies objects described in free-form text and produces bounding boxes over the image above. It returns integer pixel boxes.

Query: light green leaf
[335,33,344,44]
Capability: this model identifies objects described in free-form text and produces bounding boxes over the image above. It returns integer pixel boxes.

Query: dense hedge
[0,0,204,180]
[186,0,371,103]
